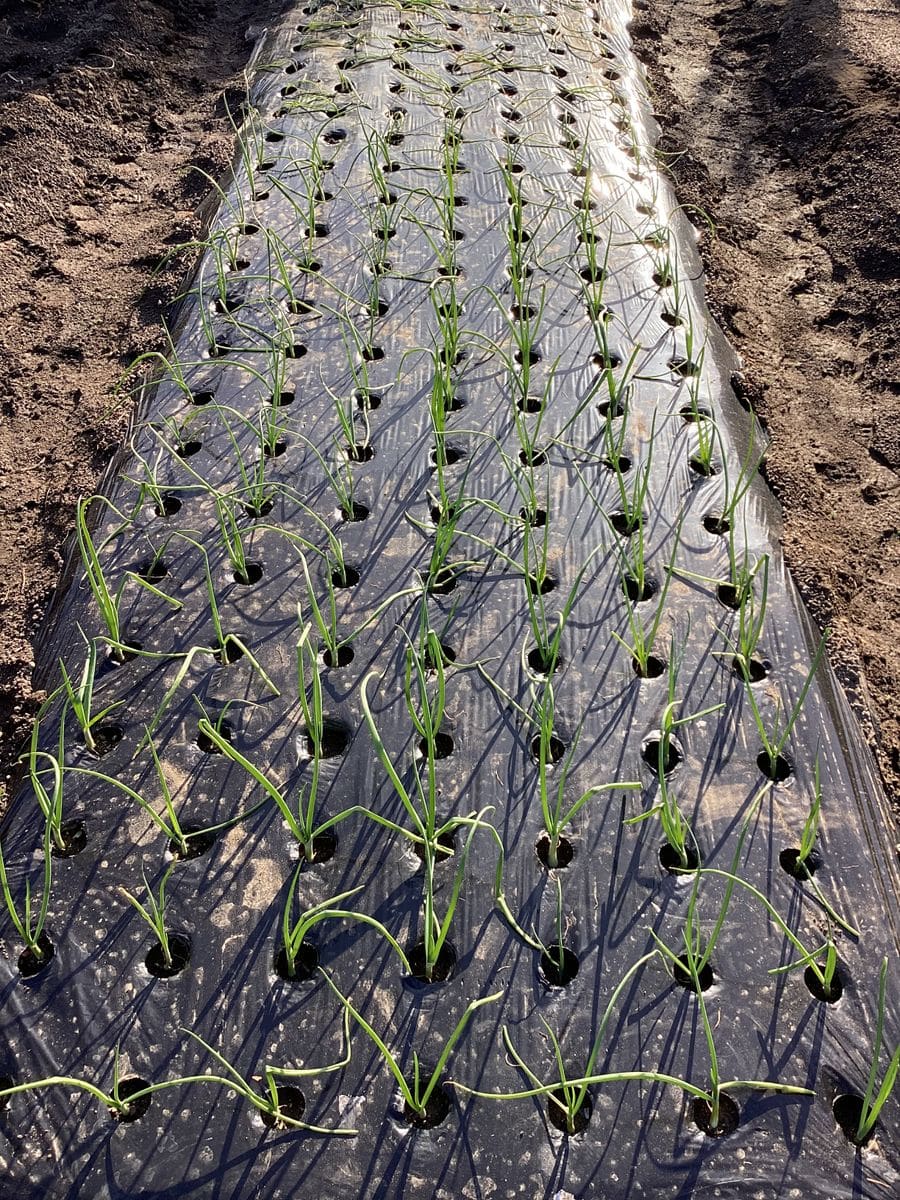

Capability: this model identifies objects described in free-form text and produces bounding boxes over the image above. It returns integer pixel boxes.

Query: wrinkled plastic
[0,2,898,1198]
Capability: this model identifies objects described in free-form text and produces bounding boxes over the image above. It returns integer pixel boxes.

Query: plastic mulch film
[1,2,898,1197]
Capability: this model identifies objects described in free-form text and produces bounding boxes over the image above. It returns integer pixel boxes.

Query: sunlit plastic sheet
[1,1,898,1197]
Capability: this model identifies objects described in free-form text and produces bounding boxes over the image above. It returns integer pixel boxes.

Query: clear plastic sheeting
[0,2,898,1197]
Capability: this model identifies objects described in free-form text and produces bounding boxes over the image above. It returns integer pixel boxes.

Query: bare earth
[0,0,287,798]
[632,0,900,824]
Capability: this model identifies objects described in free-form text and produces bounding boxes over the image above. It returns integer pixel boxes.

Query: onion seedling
[533,677,641,867]
[0,818,53,969]
[119,861,179,971]
[280,871,411,978]
[323,971,501,1123]
[848,958,900,1144]
[23,709,68,854]
[76,496,181,661]
[610,520,682,679]
[742,630,828,781]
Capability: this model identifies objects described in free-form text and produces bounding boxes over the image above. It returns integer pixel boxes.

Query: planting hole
[417,732,454,760]
[732,655,769,683]
[625,574,656,603]
[402,1082,451,1129]
[530,733,566,763]
[429,444,466,468]
[515,347,541,366]
[274,943,319,983]
[270,390,295,406]
[519,447,548,467]
[155,493,182,519]
[106,640,142,667]
[716,582,743,610]
[703,513,730,536]
[661,309,683,327]
[408,941,457,984]
[673,955,714,992]
[331,564,360,589]
[548,1088,592,1134]
[170,825,216,861]
[668,356,700,378]
[426,641,456,670]
[264,438,288,459]
[245,497,274,519]
[779,847,817,881]
[323,644,354,669]
[145,933,191,979]
[689,455,718,478]
[641,735,683,775]
[286,341,308,359]
[233,561,263,586]
[260,1086,306,1129]
[190,389,215,406]
[91,723,124,757]
[213,638,245,665]
[610,511,642,537]
[429,566,458,596]
[527,646,562,676]
[832,1094,871,1145]
[527,572,557,595]
[634,654,666,680]
[597,397,624,419]
[681,405,710,424]
[362,344,385,363]
[536,833,574,869]
[756,750,792,782]
[135,556,168,585]
[197,719,233,754]
[517,394,543,414]
[18,933,54,979]
[659,842,701,874]
[804,964,844,1004]
[692,1095,739,1137]
[540,946,579,988]
[114,1078,152,1123]
[591,351,622,370]
[519,506,548,527]
[345,442,375,464]
[176,440,202,459]
[603,454,631,473]
[305,720,351,759]
[53,818,87,858]
[301,832,337,864]
[341,501,369,523]
[355,389,382,410]
[414,827,457,866]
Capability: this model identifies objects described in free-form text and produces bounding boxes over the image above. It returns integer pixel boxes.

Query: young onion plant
[0,819,53,970]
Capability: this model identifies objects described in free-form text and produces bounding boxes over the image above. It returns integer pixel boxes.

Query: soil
[631,0,900,821]
[0,0,288,800]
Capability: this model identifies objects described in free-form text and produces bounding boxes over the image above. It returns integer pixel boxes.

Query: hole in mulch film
[322,127,347,145]
[633,654,666,680]
[18,933,54,979]
[668,356,700,378]
[597,396,625,419]
[529,732,566,763]
[692,1095,739,1138]
[169,826,216,861]
[90,723,124,757]
[428,566,458,596]
[672,956,714,992]
[341,501,369,523]
[197,719,234,754]
[641,735,683,775]
[540,946,579,988]
[535,833,574,869]
[402,1082,452,1129]
[286,341,308,359]
[426,641,456,670]
[135,556,168,583]
[779,846,819,881]
[517,395,543,414]
[323,645,354,670]
[345,442,375,464]
[756,750,792,783]
[212,638,245,665]
[702,512,730,536]
[233,561,263,586]
[624,574,656,603]
[653,269,674,288]
[731,655,769,683]
[305,721,351,760]
[331,565,360,589]
[176,439,202,459]
[832,1094,873,1145]
[260,1087,306,1129]
[417,732,455,760]
[145,933,191,979]
[659,842,701,874]
[269,389,295,406]
[547,1089,592,1135]
[52,818,88,858]
[245,498,274,520]
[264,438,288,459]
[189,389,215,406]
[355,389,382,410]
[302,832,337,864]
[602,454,631,474]
[113,1078,152,1123]
[407,941,457,985]
[527,646,563,676]
[609,510,642,537]
[414,826,457,866]
[592,350,621,370]
[689,455,719,478]
[519,447,548,467]
[661,309,684,327]
[804,964,844,1004]
[274,943,319,983]
[715,582,743,610]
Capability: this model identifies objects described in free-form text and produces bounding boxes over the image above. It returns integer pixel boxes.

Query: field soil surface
[632,0,900,821]
[0,0,287,798]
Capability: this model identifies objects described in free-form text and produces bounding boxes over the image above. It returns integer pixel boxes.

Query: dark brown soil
[632,0,900,820]
[0,0,287,800]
